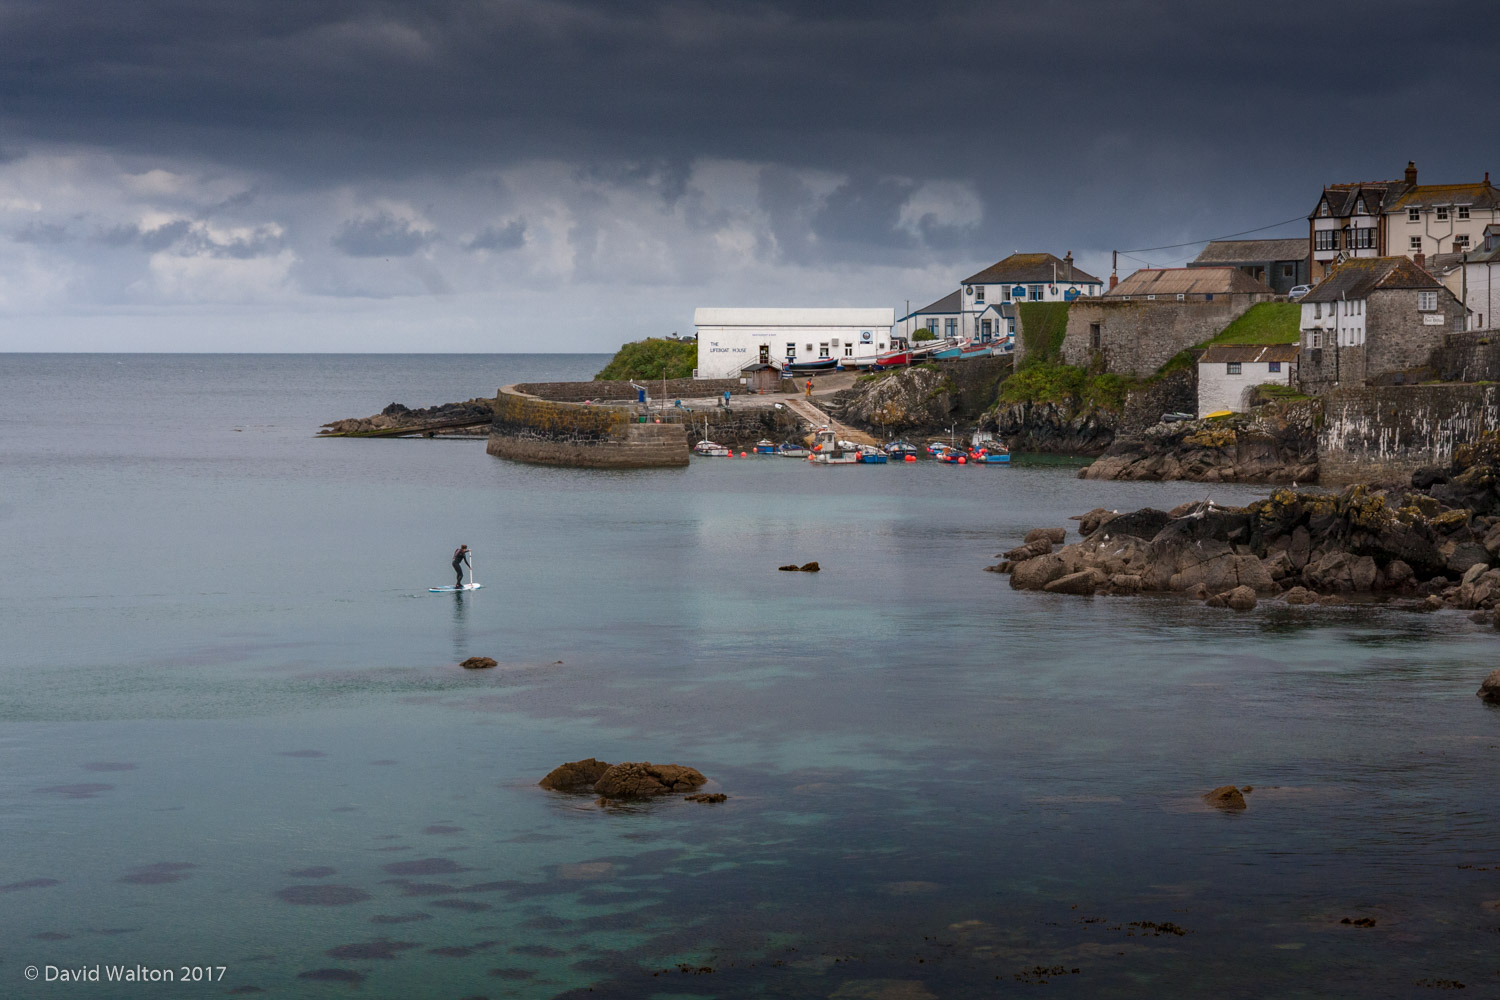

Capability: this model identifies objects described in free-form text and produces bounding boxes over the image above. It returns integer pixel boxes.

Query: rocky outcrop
[996,435,1500,610]
[1478,670,1500,703]
[320,398,496,437]
[778,562,821,572]
[459,656,497,670]
[1081,400,1319,483]
[827,357,1009,437]
[983,399,1119,455]
[538,759,708,800]
[1203,786,1247,810]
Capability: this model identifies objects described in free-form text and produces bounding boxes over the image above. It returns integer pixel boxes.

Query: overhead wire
[1117,214,1308,255]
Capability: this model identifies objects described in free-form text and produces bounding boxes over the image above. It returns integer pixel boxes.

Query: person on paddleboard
[452,544,470,588]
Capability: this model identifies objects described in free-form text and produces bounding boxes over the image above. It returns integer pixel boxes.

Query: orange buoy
[740,451,747,457]
[958,456,966,464]
[904,454,915,462]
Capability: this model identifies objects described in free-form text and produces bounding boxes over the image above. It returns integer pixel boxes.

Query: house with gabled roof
[1309,162,1500,282]
[1197,344,1300,417]
[896,289,961,341]
[958,252,1102,347]
[1189,238,1309,294]
[1297,256,1464,391]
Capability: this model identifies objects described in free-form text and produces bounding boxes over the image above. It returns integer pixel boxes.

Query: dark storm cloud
[12,220,71,244]
[465,220,526,252]
[331,212,433,257]
[101,219,193,251]
[2,0,1498,267]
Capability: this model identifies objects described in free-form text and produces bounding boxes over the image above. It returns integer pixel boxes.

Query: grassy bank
[595,338,697,380]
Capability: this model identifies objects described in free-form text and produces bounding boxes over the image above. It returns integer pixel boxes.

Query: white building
[958,252,1103,345]
[1428,225,1500,330]
[693,307,897,379]
[1196,345,1299,416]
[895,290,960,341]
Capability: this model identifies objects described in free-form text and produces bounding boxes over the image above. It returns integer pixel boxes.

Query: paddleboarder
[452,544,470,588]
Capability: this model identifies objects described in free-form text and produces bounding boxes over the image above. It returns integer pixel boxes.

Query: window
[975,285,985,303]
[1268,361,1281,373]
[1311,331,1322,348]
[1418,291,1437,312]
[1146,294,1156,301]
[1030,285,1043,300]
[818,342,830,358]
[1455,234,1471,249]
[1176,293,1185,301]
[1282,264,1294,277]
[1226,362,1242,375]
[786,342,796,358]
[1458,206,1470,220]
[945,318,956,337]
[1089,323,1101,350]
[1408,207,1421,222]
[1409,236,1422,251]
[1436,206,1450,221]
[1351,228,1375,250]
[1319,202,1330,217]
[1315,230,1339,251]
[1355,198,1366,214]
[844,344,853,357]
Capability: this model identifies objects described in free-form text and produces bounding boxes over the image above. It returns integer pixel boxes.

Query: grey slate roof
[1199,344,1300,364]
[962,252,1102,286]
[911,289,961,316]
[1301,257,1442,303]
[1192,238,1309,265]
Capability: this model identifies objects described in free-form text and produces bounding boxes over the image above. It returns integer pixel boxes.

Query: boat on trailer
[784,357,840,375]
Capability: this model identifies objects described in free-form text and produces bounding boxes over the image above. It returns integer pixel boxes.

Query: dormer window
[1319,201,1330,217]
[1355,198,1366,214]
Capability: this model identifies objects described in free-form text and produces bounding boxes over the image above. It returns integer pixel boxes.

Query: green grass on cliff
[595,338,697,380]
[998,361,1137,412]
[1206,303,1301,346]
[1017,302,1071,364]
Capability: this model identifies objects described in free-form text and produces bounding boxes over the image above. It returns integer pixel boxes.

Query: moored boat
[777,441,811,457]
[693,440,731,457]
[883,439,918,458]
[855,445,888,464]
[752,439,777,454]
[809,428,859,464]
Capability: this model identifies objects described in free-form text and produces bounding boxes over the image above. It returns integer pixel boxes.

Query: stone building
[1057,267,1276,377]
[1297,256,1465,392]
[1189,238,1309,295]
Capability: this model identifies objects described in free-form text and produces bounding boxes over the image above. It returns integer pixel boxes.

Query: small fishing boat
[752,439,777,454]
[855,445,888,464]
[966,446,1010,464]
[777,441,811,458]
[784,357,839,374]
[873,348,911,368]
[925,441,949,456]
[883,439,918,458]
[694,440,731,457]
[809,428,859,464]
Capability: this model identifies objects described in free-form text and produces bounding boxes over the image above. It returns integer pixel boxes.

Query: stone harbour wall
[486,388,689,468]
[1319,384,1500,484]
[516,377,747,403]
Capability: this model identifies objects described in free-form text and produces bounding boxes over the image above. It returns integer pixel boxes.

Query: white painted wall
[1462,259,1499,330]
[1197,360,1296,416]
[1387,205,1497,257]
[1299,298,1364,348]
[693,307,896,378]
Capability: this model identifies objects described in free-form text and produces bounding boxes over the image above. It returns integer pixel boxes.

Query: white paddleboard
[429,583,484,593]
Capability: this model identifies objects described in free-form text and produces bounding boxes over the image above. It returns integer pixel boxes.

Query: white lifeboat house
[693,307,896,379]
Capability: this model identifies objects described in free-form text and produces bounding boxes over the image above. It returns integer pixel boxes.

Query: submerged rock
[459,656,497,670]
[1478,670,1500,703]
[1202,786,1247,810]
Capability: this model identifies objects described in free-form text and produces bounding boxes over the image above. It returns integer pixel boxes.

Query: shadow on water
[449,589,470,660]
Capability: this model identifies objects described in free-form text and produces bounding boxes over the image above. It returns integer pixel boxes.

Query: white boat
[777,441,811,458]
[694,440,731,457]
[809,428,859,464]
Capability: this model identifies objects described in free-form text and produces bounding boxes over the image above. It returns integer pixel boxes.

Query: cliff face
[1081,400,1319,484]
[980,368,1198,456]
[827,357,1009,436]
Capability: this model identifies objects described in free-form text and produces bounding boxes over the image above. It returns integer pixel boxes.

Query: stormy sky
[1,0,1497,351]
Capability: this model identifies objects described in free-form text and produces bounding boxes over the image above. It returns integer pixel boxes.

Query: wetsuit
[452,547,470,587]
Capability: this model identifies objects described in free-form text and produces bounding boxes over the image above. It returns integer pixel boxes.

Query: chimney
[1413,252,1425,270]
[1064,251,1074,281]
[1405,161,1418,185]
[1109,271,1118,290]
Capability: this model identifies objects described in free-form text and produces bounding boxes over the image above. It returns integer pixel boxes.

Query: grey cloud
[465,220,525,252]
[13,220,70,244]
[331,212,433,257]
[99,219,193,250]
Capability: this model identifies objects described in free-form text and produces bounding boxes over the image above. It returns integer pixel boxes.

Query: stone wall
[515,377,750,402]
[1060,297,1264,377]
[1319,384,1500,484]
[486,388,689,468]
[1431,329,1500,382]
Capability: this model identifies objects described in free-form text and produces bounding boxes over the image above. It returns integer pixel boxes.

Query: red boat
[873,349,911,368]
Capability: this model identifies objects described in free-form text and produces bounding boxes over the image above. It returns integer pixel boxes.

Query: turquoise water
[3,354,1499,998]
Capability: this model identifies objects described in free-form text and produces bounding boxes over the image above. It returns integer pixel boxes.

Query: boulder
[1025,527,1068,545]
[1444,541,1489,576]
[1044,570,1105,596]
[777,564,799,571]
[1109,574,1144,594]
[1004,539,1052,561]
[1282,586,1317,605]
[539,758,612,791]
[1010,553,1068,591]
[1225,585,1258,610]
[1096,507,1171,541]
[685,793,728,804]
[593,762,708,799]
[1478,670,1500,703]
[799,562,821,572]
[1073,508,1118,537]
[460,656,498,670]
[1202,785,1247,810]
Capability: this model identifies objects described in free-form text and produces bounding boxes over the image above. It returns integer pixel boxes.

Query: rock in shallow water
[1203,785,1247,810]
[459,656,497,669]
[538,758,611,791]
[1478,670,1500,703]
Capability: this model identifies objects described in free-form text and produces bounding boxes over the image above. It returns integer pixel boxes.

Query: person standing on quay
[452,544,470,588]
[805,378,813,397]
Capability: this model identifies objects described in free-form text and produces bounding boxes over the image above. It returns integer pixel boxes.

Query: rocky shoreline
[318,398,497,437]
[1079,400,1319,484]
[992,431,1500,617]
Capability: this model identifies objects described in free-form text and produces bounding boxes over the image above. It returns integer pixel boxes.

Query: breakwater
[486,386,690,468]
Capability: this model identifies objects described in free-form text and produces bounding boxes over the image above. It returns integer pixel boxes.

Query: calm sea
[2,354,1498,998]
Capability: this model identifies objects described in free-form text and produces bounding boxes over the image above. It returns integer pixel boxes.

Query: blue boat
[883,439,918,458]
[777,441,811,458]
[856,445,888,464]
[752,439,777,454]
